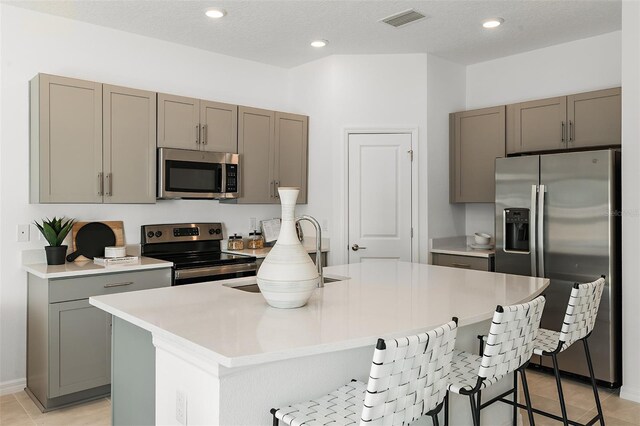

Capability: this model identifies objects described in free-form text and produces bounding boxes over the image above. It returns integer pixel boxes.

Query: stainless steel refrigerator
[495,149,621,387]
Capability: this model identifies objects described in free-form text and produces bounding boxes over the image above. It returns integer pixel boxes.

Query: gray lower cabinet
[30,74,157,204]
[450,106,505,203]
[27,268,171,411]
[431,253,494,272]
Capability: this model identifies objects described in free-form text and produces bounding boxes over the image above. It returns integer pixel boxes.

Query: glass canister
[248,231,264,249]
[228,234,244,250]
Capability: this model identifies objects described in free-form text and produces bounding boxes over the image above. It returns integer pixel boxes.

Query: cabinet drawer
[49,268,171,303]
[432,253,490,271]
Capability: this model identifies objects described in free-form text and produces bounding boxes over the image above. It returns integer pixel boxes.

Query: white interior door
[348,133,413,263]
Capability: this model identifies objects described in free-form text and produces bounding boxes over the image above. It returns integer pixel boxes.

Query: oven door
[173,263,257,285]
[157,148,239,199]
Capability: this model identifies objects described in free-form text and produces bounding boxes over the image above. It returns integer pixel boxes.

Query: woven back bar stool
[447,295,546,426]
[270,318,459,426]
[529,276,606,426]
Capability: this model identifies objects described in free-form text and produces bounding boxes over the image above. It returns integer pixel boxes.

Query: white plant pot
[257,187,319,308]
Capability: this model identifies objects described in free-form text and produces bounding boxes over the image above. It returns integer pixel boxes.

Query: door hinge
[408,149,414,161]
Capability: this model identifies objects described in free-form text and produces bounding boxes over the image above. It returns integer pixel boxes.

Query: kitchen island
[90,261,548,425]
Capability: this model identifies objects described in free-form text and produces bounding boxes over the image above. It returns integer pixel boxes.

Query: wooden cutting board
[71,221,125,262]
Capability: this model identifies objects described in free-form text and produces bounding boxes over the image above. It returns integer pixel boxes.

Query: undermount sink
[225,276,349,293]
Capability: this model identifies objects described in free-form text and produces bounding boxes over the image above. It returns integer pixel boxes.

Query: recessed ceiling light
[205,8,226,19]
[310,40,328,48]
[482,18,504,28]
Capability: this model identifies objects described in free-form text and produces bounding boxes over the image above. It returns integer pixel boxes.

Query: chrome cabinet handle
[98,172,104,196]
[104,281,133,288]
[275,181,280,198]
[196,124,200,145]
[569,120,574,142]
[451,263,471,269]
[105,173,112,196]
[203,124,208,145]
[351,244,367,251]
[270,180,275,198]
[561,121,565,145]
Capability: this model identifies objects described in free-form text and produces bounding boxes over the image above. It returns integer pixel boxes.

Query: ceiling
[5,0,621,68]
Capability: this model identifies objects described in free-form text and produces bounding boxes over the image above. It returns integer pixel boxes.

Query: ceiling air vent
[381,9,427,28]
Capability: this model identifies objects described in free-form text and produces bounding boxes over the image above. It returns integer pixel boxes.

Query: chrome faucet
[295,215,324,288]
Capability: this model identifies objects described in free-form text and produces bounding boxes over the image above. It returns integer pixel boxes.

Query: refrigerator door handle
[538,184,546,277]
[530,185,538,277]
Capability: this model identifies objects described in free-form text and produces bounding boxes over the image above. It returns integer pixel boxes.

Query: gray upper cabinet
[237,106,275,204]
[30,74,157,204]
[103,85,156,204]
[275,112,309,204]
[157,93,199,151]
[30,74,103,203]
[507,96,567,154]
[450,106,505,203]
[200,100,238,153]
[507,88,621,154]
[232,107,309,204]
[567,88,621,149]
[158,93,238,153]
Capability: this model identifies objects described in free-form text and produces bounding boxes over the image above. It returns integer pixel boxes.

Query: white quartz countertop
[90,261,547,368]
[430,246,495,258]
[23,257,173,279]
[222,240,329,258]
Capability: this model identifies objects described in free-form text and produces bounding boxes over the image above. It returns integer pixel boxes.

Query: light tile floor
[0,370,638,425]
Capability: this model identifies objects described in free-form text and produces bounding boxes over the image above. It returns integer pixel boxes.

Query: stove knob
[215,228,222,234]
[155,231,163,238]
[209,229,215,235]
[147,231,154,238]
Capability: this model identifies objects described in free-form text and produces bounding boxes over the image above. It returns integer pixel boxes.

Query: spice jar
[227,234,244,250]
[248,231,264,249]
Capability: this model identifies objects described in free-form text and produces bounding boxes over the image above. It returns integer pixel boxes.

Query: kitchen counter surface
[91,261,547,368]
[430,235,495,258]
[222,238,329,258]
[23,256,173,279]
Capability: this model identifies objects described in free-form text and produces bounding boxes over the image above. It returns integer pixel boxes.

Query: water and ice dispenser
[504,208,530,252]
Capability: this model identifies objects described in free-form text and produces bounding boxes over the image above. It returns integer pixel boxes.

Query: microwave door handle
[530,185,538,277]
[538,184,546,277]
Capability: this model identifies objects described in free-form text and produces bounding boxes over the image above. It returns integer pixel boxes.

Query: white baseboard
[620,384,640,403]
[0,378,26,396]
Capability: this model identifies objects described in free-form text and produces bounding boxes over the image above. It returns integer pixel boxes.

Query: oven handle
[174,263,257,280]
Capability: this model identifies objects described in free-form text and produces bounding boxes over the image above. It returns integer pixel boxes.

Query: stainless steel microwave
[157,148,240,200]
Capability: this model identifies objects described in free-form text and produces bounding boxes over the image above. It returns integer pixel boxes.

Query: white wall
[620,1,640,403]
[288,54,429,264]
[426,55,466,240]
[464,31,622,236]
[0,5,291,388]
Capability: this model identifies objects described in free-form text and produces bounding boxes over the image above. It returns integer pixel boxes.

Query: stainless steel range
[141,223,257,285]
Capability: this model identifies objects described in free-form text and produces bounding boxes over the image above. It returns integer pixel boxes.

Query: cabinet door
[450,106,505,203]
[237,106,275,203]
[275,112,308,204]
[103,85,156,204]
[31,74,103,203]
[157,93,200,150]
[200,100,238,153]
[508,96,567,154]
[431,253,490,271]
[567,88,621,149]
[48,300,111,398]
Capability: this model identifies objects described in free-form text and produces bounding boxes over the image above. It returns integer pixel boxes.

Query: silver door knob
[351,244,367,251]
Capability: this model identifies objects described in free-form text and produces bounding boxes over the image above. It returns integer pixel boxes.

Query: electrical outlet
[176,389,187,425]
[17,224,30,242]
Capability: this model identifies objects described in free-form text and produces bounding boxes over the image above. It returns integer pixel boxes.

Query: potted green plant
[34,217,75,265]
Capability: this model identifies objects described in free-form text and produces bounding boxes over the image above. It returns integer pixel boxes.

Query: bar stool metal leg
[444,392,449,426]
[513,371,519,426]
[468,394,480,426]
[551,353,569,425]
[583,338,605,425]
[270,408,278,426]
[519,368,536,426]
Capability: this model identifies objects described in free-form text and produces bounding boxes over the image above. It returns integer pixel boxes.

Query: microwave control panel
[225,164,238,193]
